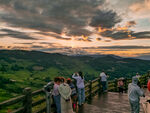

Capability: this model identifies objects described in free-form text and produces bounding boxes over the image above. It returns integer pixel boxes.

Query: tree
[0,64,8,73]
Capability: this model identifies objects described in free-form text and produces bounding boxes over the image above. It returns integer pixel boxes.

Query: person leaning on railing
[99,71,108,92]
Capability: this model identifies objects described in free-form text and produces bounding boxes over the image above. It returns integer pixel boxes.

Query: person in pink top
[52,77,61,113]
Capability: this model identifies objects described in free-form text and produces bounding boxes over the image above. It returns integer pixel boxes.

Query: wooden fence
[0,71,150,113]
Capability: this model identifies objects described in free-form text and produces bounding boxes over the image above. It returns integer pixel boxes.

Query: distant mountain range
[67,52,150,61]
[71,54,123,59]
[0,50,150,79]
[136,55,150,60]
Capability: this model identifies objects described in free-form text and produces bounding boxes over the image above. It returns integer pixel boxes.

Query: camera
[44,82,54,92]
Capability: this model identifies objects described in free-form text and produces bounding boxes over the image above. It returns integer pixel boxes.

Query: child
[52,77,61,113]
[67,78,77,111]
[118,78,124,93]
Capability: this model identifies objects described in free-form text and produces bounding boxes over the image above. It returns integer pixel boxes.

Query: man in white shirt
[100,71,108,92]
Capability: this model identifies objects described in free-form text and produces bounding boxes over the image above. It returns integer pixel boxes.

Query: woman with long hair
[72,71,85,106]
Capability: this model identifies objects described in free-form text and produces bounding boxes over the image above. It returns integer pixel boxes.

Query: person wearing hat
[128,76,145,113]
[58,78,74,113]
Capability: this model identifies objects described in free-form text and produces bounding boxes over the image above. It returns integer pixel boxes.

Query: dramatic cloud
[76,36,92,42]
[96,38,102,41]
[67,28,92,36]
[126,21,136,27]
[0,0,150,57]
[14,42,34,45]
[37,32,71,40]
[0,29,36,40]
[99,28,150,40]
[0,0,106,39]
[90,10,121,28]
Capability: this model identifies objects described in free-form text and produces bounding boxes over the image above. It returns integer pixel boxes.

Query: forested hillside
[0,50,150,102]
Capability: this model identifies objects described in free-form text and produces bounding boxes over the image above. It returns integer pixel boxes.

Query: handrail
[32,98,46,107]
[92,77,100,83]
[32,89,44,96]
[11,107,25,113]
[0,95,25,107]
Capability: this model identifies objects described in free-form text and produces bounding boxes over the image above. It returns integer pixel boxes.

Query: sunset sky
[0,0,150,57]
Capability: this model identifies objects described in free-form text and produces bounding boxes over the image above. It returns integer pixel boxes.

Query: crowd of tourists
[52,71,85,113]
[50,71,150,113]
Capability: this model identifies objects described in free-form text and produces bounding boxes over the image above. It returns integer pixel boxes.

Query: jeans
[77,88,85,105]
[101,81,107,92]
[129,100,140,113]
[53,95,61,113]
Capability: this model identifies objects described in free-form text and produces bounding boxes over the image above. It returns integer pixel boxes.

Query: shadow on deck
[78,92,144,113]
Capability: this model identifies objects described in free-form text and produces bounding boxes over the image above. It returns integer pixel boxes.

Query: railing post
[23,87,32,113]
[89,80,92,99]
[45,91,51,113]
[114,78,118,92]
[98,77,102,95]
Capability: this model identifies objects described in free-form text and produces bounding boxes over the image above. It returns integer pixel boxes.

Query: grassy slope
[0,50,150,102]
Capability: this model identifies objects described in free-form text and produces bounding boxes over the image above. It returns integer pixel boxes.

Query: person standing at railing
[58,77,74,113]
[67,78,77,111]
[52,77,61,113]
[100,71,108,92]
[72,71,85,107]
[117,78,124,93]
[128,76,145,113]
